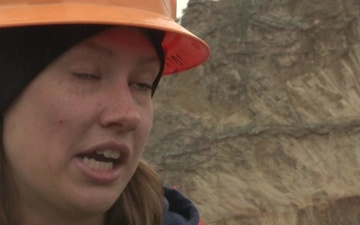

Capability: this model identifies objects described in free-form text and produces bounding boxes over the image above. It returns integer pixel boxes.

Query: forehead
[50,27,161,73]
[81,27,158,57]
[89,27,150,42]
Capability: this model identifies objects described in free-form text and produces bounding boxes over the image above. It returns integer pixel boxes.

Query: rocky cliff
[145,0,360,224]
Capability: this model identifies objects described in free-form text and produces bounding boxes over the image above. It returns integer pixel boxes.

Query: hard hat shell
[0,0,210,75]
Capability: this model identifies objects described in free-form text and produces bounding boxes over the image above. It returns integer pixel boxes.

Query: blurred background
[177,0,189,18]
[145,0,360,224]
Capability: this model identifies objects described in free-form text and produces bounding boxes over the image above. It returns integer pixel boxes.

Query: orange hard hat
[0,0,210,75]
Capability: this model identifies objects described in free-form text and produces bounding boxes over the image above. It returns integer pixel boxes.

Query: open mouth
[77,149,121,171]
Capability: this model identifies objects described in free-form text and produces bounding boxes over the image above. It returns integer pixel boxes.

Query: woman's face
[3,27,159,219]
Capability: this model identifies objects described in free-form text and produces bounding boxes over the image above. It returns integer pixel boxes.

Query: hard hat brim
[0,3,210,75]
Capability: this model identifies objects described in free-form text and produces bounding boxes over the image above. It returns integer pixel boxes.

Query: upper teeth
[96,149,121,159]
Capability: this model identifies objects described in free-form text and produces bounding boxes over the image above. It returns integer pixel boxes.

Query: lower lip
[75,157,122,183]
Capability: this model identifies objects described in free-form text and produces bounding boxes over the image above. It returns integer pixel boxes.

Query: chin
[66,189,121,215]
[71,199,117,216]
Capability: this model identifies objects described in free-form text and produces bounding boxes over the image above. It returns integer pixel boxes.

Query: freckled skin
[3,27,159,224]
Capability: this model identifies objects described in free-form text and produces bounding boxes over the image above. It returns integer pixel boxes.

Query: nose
[99,86,140,132]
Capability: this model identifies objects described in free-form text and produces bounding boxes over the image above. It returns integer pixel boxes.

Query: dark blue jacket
[163,187,199,225]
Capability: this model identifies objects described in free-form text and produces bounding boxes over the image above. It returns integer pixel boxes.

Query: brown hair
[0,118,19,225]
[107,160,164,225]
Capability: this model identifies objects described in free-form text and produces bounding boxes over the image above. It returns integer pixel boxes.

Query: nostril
[99,104,140,131]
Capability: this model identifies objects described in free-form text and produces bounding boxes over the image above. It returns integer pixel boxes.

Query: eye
[130,82,153,92]
[72,72,100,80]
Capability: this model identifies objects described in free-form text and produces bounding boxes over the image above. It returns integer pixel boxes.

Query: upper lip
[77,141,130,162]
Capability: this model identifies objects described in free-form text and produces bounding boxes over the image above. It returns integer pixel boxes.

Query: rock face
[144,0,360,224]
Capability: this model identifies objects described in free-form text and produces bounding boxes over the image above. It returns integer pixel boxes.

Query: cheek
[47,90,98,130]
[134,105,153,151]
[142,104,153,135]
[3,86,82,161]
